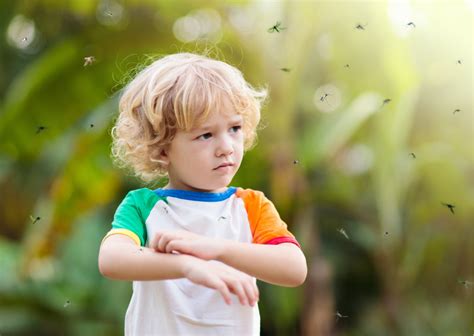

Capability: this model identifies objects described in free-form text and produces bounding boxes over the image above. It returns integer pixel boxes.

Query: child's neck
[163,183,228,193]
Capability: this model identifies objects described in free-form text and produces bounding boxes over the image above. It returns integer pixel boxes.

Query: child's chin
[206,177,234,189]
[188,175,234,192]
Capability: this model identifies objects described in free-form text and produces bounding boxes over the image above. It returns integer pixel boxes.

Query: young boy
[98,52,307,335]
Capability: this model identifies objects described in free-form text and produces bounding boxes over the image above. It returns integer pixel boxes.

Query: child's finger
[149,232,163,250]
[166,240,184,254]
[213,280,232,305]
[151,231,171,251]
[165,240,175,254]
[242,278,258,306]
[251,278,259,303]
[227,279,248,306]
[157,234,173,252]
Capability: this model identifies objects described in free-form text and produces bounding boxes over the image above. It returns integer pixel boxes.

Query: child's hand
[181,258,259,306]
[150,230,225,260]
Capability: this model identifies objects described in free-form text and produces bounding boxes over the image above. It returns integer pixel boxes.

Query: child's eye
[197,132,212,140]
[230,125,242,133]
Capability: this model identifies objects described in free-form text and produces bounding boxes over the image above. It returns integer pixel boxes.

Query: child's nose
[215,135,234,156]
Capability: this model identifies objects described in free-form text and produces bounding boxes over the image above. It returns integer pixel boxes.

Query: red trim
[264,236,301,248]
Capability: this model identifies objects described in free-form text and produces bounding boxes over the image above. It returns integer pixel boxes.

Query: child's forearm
[98,236,194,281]
[99,235,260,305]
[150,231,307,286]
[217,242,307,287]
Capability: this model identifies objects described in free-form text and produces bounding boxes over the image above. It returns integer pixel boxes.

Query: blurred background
[0,0,473,335]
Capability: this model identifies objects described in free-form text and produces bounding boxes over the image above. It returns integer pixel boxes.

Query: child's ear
[159,148,169,165]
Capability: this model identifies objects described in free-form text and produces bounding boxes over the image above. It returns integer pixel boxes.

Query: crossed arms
[98,230,307,306]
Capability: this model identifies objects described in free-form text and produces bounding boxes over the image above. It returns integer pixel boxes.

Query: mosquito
[30,215,41,224]
[320,92,332,103]
[293,159,299,165]
[441,202,455,214]
[36,126,47,134]
[280,67,291,72]
[338,228,349,240]
[355,23,366,30]
[319,93,334,108]
[453,109,461,115]
[409,152,416,159]
[84,56,96,67]
[64,300,71,308]
[335,311,348,321]
[457,59,462,65]
[382,98,391,106]
[268,21,286,33]
[407,22,416,28]
[458,280,473,288]
[344,64,350,69]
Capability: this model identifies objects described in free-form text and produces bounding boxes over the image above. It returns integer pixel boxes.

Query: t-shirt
[103,187,300,336]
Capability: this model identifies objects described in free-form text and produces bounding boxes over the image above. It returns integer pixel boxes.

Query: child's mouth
[213,163,234,172]
[214,162,234,170]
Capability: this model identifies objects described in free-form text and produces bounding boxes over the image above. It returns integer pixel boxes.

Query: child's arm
[151,231,307,287]
[98,234,259,306]
[217,242,306,287]
[99,234,191,280]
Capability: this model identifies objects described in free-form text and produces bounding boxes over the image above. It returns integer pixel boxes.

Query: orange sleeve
[235,188,301,248]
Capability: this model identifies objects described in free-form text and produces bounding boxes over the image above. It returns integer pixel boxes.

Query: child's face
[162,98,244,192]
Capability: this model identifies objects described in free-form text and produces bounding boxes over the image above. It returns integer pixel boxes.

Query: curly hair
[111,53,268,184]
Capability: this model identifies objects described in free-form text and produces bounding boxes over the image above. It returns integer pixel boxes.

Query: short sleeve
[102,188,160,246]
[236,188,301,248]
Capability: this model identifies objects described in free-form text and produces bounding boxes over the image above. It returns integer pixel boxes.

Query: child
[98,52,307,335]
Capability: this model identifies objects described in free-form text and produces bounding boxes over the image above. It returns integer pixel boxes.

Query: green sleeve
[111,188,160,246]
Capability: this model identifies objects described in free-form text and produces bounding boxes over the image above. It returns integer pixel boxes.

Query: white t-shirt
[103,187,300,336]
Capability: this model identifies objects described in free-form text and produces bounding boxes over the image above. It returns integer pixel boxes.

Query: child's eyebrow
[227,115,243,125]
[193,115,243,132]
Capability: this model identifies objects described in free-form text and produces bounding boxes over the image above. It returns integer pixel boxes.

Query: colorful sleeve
[236,188,301,248]
[102,188,157,246]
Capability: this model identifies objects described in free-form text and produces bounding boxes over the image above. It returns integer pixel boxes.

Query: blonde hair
[111,52,268,184]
